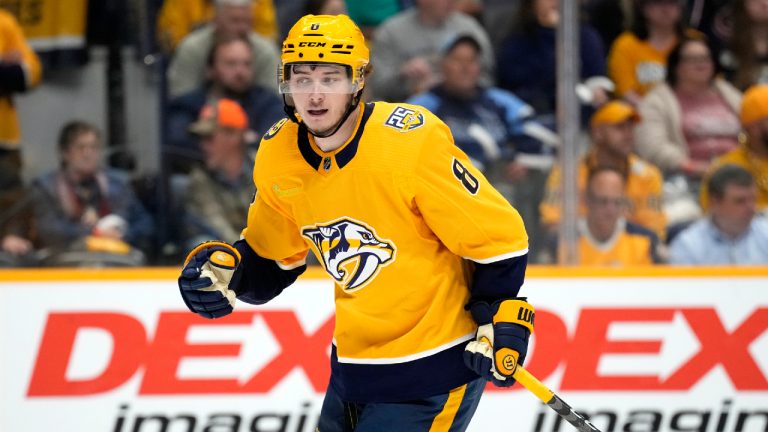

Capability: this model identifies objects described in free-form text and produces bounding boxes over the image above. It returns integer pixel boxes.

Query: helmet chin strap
[283,90,364,139]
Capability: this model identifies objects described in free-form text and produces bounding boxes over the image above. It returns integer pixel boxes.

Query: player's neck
[314,105,361,152]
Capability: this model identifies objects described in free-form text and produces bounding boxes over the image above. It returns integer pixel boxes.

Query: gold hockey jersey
[242,101,528,401]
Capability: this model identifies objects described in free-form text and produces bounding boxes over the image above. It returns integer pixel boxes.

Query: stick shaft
[513,366,601,432]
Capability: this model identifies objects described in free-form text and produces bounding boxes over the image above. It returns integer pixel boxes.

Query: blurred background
[1,0,767,268]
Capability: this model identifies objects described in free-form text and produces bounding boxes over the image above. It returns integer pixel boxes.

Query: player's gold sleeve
[411,122,528,261]
[241,190,309,269]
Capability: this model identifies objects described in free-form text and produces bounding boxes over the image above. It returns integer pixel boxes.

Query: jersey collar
[297,103,374,172]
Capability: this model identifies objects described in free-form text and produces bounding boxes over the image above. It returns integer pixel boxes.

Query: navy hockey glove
[179,241,241,319]
[463,298,534,387]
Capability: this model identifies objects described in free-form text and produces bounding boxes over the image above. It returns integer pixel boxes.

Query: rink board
[1,267,767,432]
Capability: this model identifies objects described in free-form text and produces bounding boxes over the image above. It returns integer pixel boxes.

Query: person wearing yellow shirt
[176,15,534,430]
[157,0,277,51]
[540,101,666,242]
[608,0,688,104]
[573,166,662,266]
[702,84,768,215]
[0,9,41,194]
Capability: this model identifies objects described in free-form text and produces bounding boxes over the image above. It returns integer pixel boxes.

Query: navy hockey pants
[316,377,485,432]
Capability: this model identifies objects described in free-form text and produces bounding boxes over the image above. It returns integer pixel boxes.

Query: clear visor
[279,63,362,95]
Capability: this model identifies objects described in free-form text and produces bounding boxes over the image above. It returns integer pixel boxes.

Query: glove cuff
[467,297,534,332]
[184,241,241,268]
[493,299,535,334]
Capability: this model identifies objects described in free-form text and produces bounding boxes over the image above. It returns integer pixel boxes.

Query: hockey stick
[513,366,601,432]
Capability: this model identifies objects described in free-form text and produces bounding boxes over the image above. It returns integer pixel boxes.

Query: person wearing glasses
[540,100,666,260]
[575,166,663,266]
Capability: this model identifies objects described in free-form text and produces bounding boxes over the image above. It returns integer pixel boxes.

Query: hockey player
[178,14,533,431]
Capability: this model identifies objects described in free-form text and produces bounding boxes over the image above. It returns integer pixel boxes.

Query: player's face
[595,120,635,159]
[63,131,102,178]
[288,64,355,135]
[442,43,481,95]
[210,40,253,95]
[711,183,757,237]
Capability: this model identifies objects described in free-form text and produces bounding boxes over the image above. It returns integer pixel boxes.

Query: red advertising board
[1,267,766,431]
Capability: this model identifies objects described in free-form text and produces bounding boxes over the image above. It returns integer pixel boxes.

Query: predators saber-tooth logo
[302,218,396,291]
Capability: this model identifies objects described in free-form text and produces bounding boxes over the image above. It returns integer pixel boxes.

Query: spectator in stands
[721,0,768,91]
[702,84,768,215]
[157,0,278,51]
[0,8,41,220]
[31,121,154,265]
[408,34,542,175]
[182,99,254,248]
[167,0,279,98]
[496,0,609,120]
[541,101,666,241]
[567,166,662,266]
[670,164,768,265]
[183,99,256,247]
[370,0,495,102]
[407,33,556,261]
[166,34,283,171]
[608,0,690,105]
[634,36,741,191]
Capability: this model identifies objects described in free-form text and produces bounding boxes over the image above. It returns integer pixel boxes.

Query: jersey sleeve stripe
[276,257,307,270]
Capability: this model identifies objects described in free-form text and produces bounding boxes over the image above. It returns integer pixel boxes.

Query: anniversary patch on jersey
[384,106,425,132]
[302,218,396,291]
[263,118,289,140]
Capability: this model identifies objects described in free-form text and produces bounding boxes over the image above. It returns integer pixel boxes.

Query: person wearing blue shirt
[408,34,553,172]
[670,164,768,265]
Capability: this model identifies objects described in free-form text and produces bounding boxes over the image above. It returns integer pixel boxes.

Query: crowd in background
[1,0,767,268]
